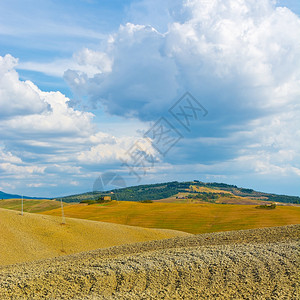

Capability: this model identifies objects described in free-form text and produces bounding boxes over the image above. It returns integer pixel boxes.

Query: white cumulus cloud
[63,0,300,191]
[0,55,49,118]
[0,54,141,195]
[64,0,300,123]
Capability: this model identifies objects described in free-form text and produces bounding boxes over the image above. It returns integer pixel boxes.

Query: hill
[0,199,68,213]
[54,181,300,204]
[41,201,300,234]
[0,190,46,200]
[1,225,298,299]
[0,208,190,266]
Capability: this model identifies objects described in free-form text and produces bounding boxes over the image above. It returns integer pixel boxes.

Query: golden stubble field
[0,200,299,299]
[158,185,291,205]
[0,208,190,266]
[41,201,300,234]
[0,199,66,213]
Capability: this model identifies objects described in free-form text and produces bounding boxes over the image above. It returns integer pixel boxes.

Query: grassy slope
[156,186,274,205]
[0,199,69,213]
[55,181,300,204]
[0,208,190,266]
[41,201,300,234]
[155,196,271,205]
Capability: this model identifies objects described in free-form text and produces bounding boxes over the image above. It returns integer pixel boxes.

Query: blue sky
[0,0,299,197]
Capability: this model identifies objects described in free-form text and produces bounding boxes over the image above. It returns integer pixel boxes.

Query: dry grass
[0,199,70,213]
[41,201,300,234]
[160,185,285,205]
[0,208,190,266]
[190,185,233,194]
[155,195,272,205]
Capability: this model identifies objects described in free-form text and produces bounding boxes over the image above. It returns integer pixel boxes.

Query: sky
[0,0,299,198]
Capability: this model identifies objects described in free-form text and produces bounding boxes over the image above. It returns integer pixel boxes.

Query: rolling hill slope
[0,199,67,213]
[53,181,300,204]
[41,201,300,234]
[1,225,298,299]
[0,208,190,266]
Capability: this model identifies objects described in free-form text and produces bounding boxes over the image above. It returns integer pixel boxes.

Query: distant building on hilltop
[99,196,111,201]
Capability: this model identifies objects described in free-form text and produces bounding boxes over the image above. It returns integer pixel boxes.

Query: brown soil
[0,225,299,299]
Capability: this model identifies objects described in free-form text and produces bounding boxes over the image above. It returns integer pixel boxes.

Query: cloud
[18,49,112,78]
[0,162,45,176]
[63,0,300,193]
[1,0,299,197]
[65,23,180,119]
[65,0,300,125]
[27,183,44,188]
[0,148,22,164]
[126,0,184,32]
[77,136,158,165]
[0,54,142,196]
[0,55,49,118]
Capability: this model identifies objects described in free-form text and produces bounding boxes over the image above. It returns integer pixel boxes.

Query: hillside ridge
[0,191,48,200]
[53,180,300,204]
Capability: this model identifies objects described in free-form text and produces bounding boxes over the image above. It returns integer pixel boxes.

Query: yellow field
[0,207,189,266]
[190,185,233,194]
[156,185,276,205]
[158,185,275,205]
[41,201,300,234]
[0,199,69,213]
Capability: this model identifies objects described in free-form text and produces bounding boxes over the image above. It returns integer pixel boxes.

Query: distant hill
[0,191,46,200]
[0,199,67,213]
[53,181,300,204]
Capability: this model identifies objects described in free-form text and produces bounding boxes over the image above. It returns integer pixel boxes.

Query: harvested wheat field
[0,208,190,266]
[41,201,300,234]
[0,199,70,213]
[0,225,299,299]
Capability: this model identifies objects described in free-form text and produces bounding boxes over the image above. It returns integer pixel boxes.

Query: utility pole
[61,198,66,224]
[21,195,23,216]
